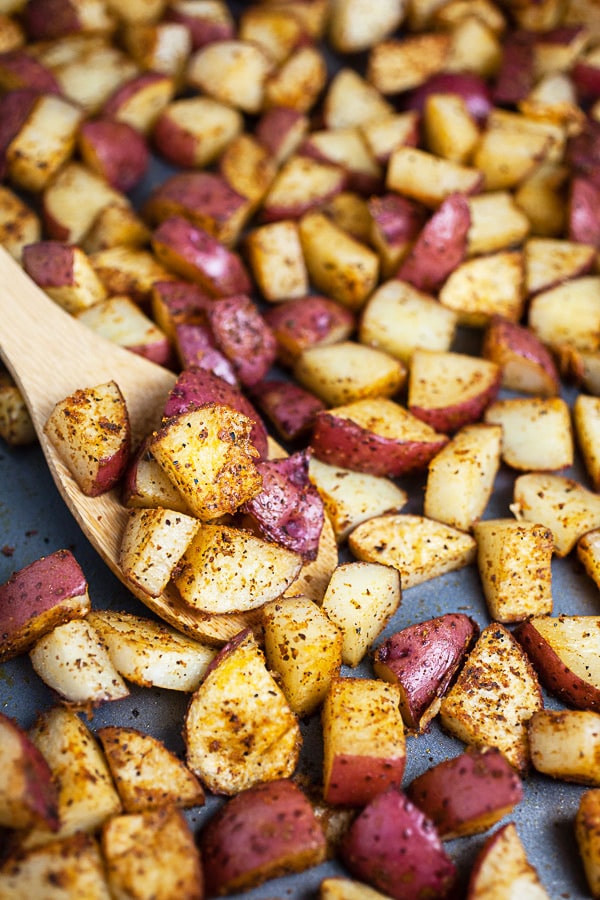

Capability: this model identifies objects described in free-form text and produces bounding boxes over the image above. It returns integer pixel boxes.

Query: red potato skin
[310,411,448,478]
[369,192,426,251]
[78,120,149,193]
[263,295,355,368]
[409,370,502,434]
[0,89,39,180]
[205,294,277,387]
[373,614,479,730]
[260,169,348,223]
[567,120,600,190]
[482,316,560,394]
[22,241,76,288]
[241,450,324,559]
[250,378,325,442]
[406,747,523,839]
[573,59,600,100]
[0,549,89,662]
[491,29,536,105]
[143,171,248,238]
[151,216,251,297]
[0,712,59,831]
[569,177,600,247]
[404,72,493,124]
[163,367,269,458]
[298,140,383,196]
[22,0,84,40]
[514,619,600,712]
[165,7,235,50]
[173,320,239,385]
[255,106,308,160]
[396,193,472,294]
[340,788,457,900]
[0,50,61,94]
[199,779,327,897]
[102,72,173,122]
[325,753,406,808]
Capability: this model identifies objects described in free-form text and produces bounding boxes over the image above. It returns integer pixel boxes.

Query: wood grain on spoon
[0,246,275,645]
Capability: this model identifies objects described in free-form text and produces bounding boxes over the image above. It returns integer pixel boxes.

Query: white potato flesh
[573,394,600,490]
[467,823,550,899]
[184,630,301,794]
[511,473,600,557]
[304,127,382,184]
[328,0,407,53]
[519,615,600,699]
[484,396,574,471]
[0,834,112,900]
[320,878,395,900]
[439,624,543,774]
[367,33,451,95]
[0,185,41,261]
[321,561,401,667]
[42,161,129,244]
[264,45,328,113]
[174,523,302,614]
[578,529,600,591]
[87,609,216,692]
[24,706,122,849]
[309,457,408,543]
[386,145,482,208]
[97,726,204,813]
[408,350,500,421]
[262,596,343,716]
[157,96,243,167]
[41,246,107,315]
[528,277,600,352]
[359,279,458,364]
[423,92,480,164]
[186,39,273,113]
[529,710,600,785]
[524,237,596,295]
[294,341,406,407]
[245,220,308,302]
[424,423,502,532]
[77,295,169,358]
[576,790,600,900]
[474,519,554,623]
[324,67,394,129]
[348,514,477,589]
[466,191,531,257]
[29,619,129,704]
[438,250,525,327]
[262,156,346,218]
[119,506,200,598]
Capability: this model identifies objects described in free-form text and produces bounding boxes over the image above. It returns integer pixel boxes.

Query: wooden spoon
[0,246,266,645]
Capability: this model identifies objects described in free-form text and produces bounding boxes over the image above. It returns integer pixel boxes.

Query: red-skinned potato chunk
[349,514,477,590]
[408,349,501,434]
[78,119,149,192]
[320,878,395,900]
[439,624,543,775]
[373,613,478,731]
[184,629,302,795]
[573,394,600,490]
[151,215,251,297]
[97,726,204,813]
[368,192,425,278]
[396,192,471,294]
[0,184,41,262]
[467,822,550,899]
[576,789,600,899]
[199,779,326,896]
[0,49,61,94]
[0,833,111,898]
[0,549,89,662]
[294,341,407,407]
[22,0,116,41]
[514,615,600,713]
[152,95,243,170]
[25,705,122,849]
[241,451,324,561]
[340,788,457,900]
[264,294,355,368]
[0,369,36,446]
[250,378,325,443]
[102,71,175,134]
[173,320,238,384]
[44,380,130,497]
[22,241,107,315]
[122,436,193,515]
[310,397,449,478]
[0,711,59,831]
[166,1,235,50]
[438,249,525,327]
[76,295,172,367]
[148,403,262,520]
[262,596,342,717]
[322,677,406,807]
[119,507,200,598]
[484,396,574,472]
[186,38,274,115]
[101,806,203,900]
[481,315,560,397]
[204,293,277,387]
[163,367,269,459]
[406,747,523,840]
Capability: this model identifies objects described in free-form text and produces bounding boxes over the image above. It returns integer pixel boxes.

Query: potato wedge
[573,394,600,489]
[119,507,200,598]
[529,709,600,785]
[439,623,543,774]
[467,822,550,899]
[0,833,112,899]
[29,618,129,705]
[438,250,525,327]
[87,609,216,691]
[262,596,342,717]
[321,561,401,667]
[294,341,406,407]
[44,380,130,497]
[97,726,204,813]
[481,315,560,397]
[348,514,477,589]
[576,789,600,899]
[474,519,554,623]
[386,146,483,208]
[424,423,502,532]
[183,629,302,794]
[322,677,406,807]
[484,396,574,471]
[0,712,58,832]
[22,241,107,315]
